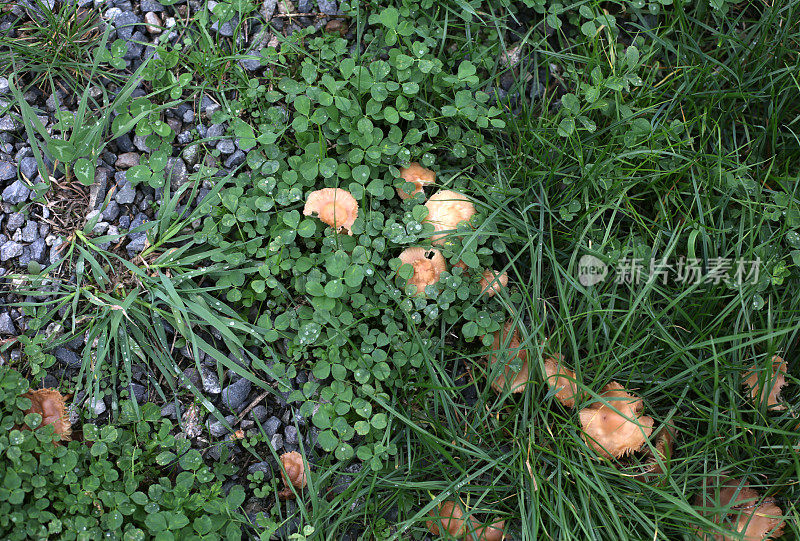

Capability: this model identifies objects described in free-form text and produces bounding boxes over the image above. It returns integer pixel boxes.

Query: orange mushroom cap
[471,520,506,541]
[695,478,785,541]
[398,247,447,295]
[427,500,467,538]
[543,354,580,408]
[743,355,788,410]
[397,162,435,200]
[488,321,529,394]
[424,190,476,245]
[635,425,675,480]
[479,270,509,298]
[22,388,71,442]
[303,188,358,235]
[579,383,653,458]
[278,451,307,499]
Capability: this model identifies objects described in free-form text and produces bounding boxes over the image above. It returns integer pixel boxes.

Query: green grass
[3,0,800,539]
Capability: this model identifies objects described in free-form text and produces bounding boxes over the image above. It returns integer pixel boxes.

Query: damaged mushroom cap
[427,500,467,538]
[488,321,529,394]
[479,270,509,298]
[694,478,785,541]
[424,190,476,245]
[743,355,788,410]
[278,451,307,499]
[303,188,359,235]
[398,247,447,295]
[397,162,436,200]
[543,354,580,408]
[22,388,72,442]
[634,425,675,480]
[579,383,653,458]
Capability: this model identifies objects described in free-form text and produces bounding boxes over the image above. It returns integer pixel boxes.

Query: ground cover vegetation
[0,0,798,539]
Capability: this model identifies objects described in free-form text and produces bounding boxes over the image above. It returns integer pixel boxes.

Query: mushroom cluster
[21,388,71,443]
[743,355,787,410]
[426,499,505,541]
[278,451,307,500]
[303,187,359,235]
[694,477,785,540]
[579,382,654,459]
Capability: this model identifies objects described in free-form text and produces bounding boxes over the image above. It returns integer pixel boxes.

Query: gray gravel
[0,241,22,261]
[0,313,16,335]
[54,347,82,367]
[200,365,222,394]
[0,161,15,181]
[221,377,251,411]
[2,180,30,204]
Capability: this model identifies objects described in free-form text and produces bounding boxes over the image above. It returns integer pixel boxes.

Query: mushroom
[303,188,358,235]
[579,382,653,458]
[398,247,447,295]
[635,425,675,480]
[424,190,476,245]
[488,321,529,394]
[278,451,307,499]
[22,388,71,443]
[694,477,785,541]
[743,355,787,410]
[397,162,436,200]
[470,520,506,541]
[543,354,580,408]
[479,270,508,298]
[427,500,467,538]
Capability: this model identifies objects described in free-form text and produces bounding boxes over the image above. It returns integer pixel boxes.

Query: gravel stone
[166,157,189,189]
[116,152,140,168]
[115,133,135,153]
[181,144,200,167]
[263,416,281,437]
[0,161,15,181]
[114,11,140,40]
[161,402,178,419]
[54,347,82,367]
[216,139,235,154]
[87,397,107,415]
[284,425,298,445]
[141,0,164,11]
[30,238,46,263]
[221,377,251,411]
[200,365,222,394]
[21,221,38,243]
[144,11,162,34]
[49,238,64,265]
[261,0,278,20]
[0,241,22,261]
[250,405,268,422]
[297,0,311,11]
[270,433,283,451]
[133,135,153,153]
[209,414,237,437]
[224,150,246,168]
[0,115,20,132]
[6,212,24,231]
[207,123,225,139]
[177,130,193,144]
[101,200,120,222]
[128,383,146,402]
[2,180,31,204]
[19,156,38,181]
[126,234,148,253]
[0,77,8,95]
[115,179,136,205]
[179,367,202,390]
[0,313,16,335]
[201,95,220,117]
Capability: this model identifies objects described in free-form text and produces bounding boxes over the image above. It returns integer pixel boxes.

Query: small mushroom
[579,383,653,459]
[488,321,529,394]
[635,425,675,480]
[397,162,435,200]
[22,388,71,443]
[694,477,785,541]
[303,188,359,235]
[398,247,447,295]
[424,190,476,245]
[470,520,506,541]
[543,354,580,408]
[479,270,508,298]
[427,500,467,538]
[743,355,787,410]
[278,451,307,499]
